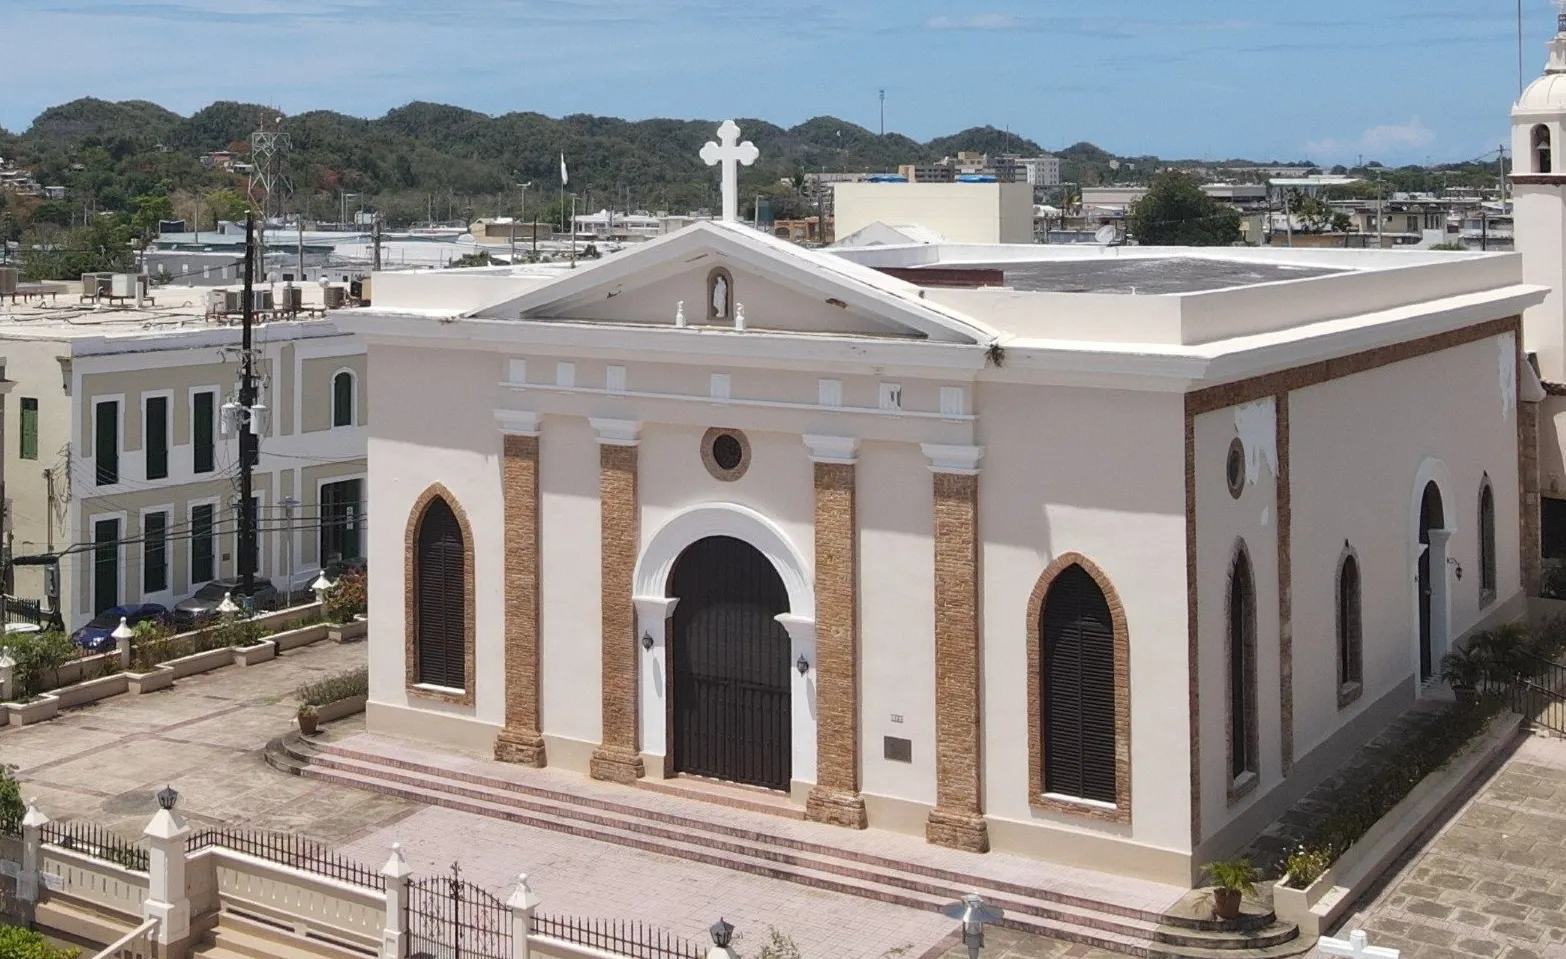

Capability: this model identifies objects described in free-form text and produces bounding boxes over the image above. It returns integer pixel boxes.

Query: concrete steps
[268,733,1315,959]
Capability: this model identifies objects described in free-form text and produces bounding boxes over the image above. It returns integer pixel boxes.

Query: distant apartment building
[897,164,955,184]
[1015,156,1062,188]
[1,284,367,630]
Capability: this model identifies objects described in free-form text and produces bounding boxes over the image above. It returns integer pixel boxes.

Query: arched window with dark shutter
[1227,544,1258,789]
[1040,564,1117,804]
[415,496,467,690]
[332,370,355,428]
[1479,478,1497,606]
[1337,547,1363,706]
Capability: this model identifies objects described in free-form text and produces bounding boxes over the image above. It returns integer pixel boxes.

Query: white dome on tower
[1518,6,1566,115]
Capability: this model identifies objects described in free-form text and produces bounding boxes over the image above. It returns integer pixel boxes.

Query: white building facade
[1,300,367,629]
[345,221,1541,885]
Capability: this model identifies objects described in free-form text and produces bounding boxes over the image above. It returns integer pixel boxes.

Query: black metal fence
[4,596,59,630]
[41,820,148,872]
[1512,677,1566,736]
[186,827,383,890]
[532,913,707,959]
[407,864,512,959]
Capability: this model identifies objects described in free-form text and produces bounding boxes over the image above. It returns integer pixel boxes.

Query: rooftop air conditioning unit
[251,290,273,311]
[0,267,16,296]
[110,273,137,298]
[280,286,302,312]
[322,286,346,310]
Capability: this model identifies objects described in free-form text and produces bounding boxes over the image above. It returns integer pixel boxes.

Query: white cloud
[925,13,1018,30]
[1305,117,1435,161]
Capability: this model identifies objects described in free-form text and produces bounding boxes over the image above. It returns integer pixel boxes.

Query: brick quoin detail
[926,471,988,853]
[807,461,868,829]
[1276,394,1294,777]
[1025,553,1131,825]
[495,433,546,767]
[591,443,646,784]
[403,483,476,707]
[1519,343,1543,596]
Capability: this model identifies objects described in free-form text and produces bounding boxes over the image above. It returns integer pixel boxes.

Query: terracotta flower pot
[1212,887,1242,920]
[298,713,319,736]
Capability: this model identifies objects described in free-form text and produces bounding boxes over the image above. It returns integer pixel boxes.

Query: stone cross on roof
[700,120,759,223]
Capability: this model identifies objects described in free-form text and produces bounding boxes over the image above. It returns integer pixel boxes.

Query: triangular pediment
[470,221,991,344]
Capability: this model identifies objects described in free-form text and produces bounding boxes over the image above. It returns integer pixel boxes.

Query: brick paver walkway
[1321,734,1566,959]
[341,804,958,959]
[0,640,414,841]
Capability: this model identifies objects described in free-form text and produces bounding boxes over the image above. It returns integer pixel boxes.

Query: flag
[560,152,569,186]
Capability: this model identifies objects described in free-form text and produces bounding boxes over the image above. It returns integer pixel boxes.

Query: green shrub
[296,667,368,707]
[1542,560,1566,600]
[7,630,76,698]
[322,569,367,624]
[1283,845,1332,887]
[1283,697,1504,887]
[1201,857,1258,894]
[0,764,23,836]
[214,615,263,649]
[0,924,80,959]
[754,928,802,959]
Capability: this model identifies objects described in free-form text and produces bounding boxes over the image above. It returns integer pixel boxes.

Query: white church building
[339,124,1545,886]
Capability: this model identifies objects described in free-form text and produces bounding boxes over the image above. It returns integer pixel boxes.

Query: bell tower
[1514,1,1566,380]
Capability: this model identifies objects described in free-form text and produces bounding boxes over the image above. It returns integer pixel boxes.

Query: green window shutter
[19,397,37,461]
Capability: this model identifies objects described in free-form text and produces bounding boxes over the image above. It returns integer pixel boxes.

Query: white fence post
[0,648,15,701]
[18,798,48,905]
[142,791,191,949]
[508,873,540,959]
[380,843,412,959]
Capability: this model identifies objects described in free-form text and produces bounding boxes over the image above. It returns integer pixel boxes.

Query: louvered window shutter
[1041,566,1117,804]
[416,499,466,689]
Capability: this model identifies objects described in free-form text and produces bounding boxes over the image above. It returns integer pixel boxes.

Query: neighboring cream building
[342,219,1542,885]
[833,182,1035,244]
[0,285,368,629]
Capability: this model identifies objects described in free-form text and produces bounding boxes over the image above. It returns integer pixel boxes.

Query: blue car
[70,604,169,653]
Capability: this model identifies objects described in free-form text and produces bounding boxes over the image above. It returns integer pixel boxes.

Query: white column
[775,614,818,787]
[18,798,47,905]
[142,803,192,946]
[508,873,541,959]
[380,844,412,959]
[1428,528,1455,666]
[633,597,678,760]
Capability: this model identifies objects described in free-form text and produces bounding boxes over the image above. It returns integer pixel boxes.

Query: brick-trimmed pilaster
[404,483,476,706]
[923,444,988,853]
[804,435,867,829]
[1275,394,1293,777]
[590,419,645,785]
[1520,348,1543,596]
[495,419,546,767]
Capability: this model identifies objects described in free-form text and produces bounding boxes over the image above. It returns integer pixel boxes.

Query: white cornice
[493,409,541,436]
[922,443,985,475]
[802,434,860,465]
[504,380,975,423]
[590,417,641,446]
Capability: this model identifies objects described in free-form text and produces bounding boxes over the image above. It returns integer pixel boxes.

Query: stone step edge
[1149,922,1300,950]
[1145,937,1321,959]
[302,754,1159,942]
[304,736,1170,927]
[635,777,808,821]
[304,765,1156,958]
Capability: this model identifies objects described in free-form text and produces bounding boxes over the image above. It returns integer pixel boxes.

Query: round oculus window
[1225,437,1246,499]
[702,428,751,481]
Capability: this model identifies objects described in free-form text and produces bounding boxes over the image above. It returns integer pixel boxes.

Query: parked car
[69,604,169,653]
[172,577,279,628]
[322,556,367,581]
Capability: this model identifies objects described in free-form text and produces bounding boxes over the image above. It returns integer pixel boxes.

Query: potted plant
[1202,857,1258,921]
[297,703,319,736]
[1440,646,1484,705]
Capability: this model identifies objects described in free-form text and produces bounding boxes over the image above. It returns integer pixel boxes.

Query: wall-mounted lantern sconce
[641,632,654,651]
[796,654,810,676]
[1447,557,1463,581]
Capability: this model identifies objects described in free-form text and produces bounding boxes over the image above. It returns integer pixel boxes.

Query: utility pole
[372,217,382,271]
[239,215,258,601]
[569,194,578,269]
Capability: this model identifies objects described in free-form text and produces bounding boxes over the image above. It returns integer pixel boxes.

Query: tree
[1127,171,1241,246]
[130,192,173,239]
[0,925,81,959]
[204,189,252,225]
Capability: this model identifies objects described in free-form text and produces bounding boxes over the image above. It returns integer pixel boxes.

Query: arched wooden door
[669,536,792,790]
[1418,481,1445,682]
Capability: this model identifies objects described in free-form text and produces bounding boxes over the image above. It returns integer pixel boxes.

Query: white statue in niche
[711,273,729,320]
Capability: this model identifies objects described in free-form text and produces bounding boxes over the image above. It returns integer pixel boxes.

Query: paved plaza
[1321,733,1566,959]
[0,641,416,841]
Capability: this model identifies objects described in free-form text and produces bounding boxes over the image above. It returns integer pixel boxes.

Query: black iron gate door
[407,864,511,959]
[670,535,792,790]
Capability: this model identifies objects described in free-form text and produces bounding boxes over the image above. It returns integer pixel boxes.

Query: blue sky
[0,0,1555,166]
